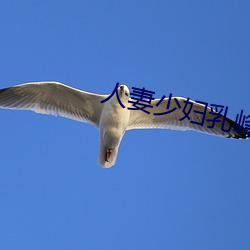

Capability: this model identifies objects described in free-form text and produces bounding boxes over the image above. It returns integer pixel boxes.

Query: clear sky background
[0,1,249,249]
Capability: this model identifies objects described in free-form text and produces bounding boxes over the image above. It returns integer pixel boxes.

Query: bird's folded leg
[105,149,112,162]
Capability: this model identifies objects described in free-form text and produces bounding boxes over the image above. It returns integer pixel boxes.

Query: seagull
[0,82,248,168]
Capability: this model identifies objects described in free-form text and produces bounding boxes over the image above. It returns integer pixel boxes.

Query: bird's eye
[125,92,129,96]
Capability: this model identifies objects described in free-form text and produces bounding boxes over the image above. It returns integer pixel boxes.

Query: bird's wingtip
[0,88,8,94]
[225,117,249,139]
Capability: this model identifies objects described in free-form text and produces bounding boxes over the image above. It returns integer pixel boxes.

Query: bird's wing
[127,96,248,139]
[0,82,107,127]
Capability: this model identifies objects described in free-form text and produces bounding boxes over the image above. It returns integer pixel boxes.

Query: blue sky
[0,1,249,249]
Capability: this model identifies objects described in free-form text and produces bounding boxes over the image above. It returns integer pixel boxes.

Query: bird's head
[119,84,130,100]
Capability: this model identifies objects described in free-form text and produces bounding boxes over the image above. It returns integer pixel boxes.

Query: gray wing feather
[128,97,248,139]
[0,82,107,127]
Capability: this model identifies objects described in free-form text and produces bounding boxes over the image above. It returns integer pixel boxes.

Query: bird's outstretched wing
[128,97,248,139]
[0,82,107,127]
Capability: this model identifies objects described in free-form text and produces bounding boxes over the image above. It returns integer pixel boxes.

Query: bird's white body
[98,89,130,167]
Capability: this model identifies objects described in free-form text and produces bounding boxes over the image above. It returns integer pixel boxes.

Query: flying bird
[0,82,248,168]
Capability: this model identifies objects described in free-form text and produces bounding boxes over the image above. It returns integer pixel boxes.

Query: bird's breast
[99,100,130,141]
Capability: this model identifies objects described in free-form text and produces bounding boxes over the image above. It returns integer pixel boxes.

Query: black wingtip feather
[0,88,8,94]
[225,117,249,139]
